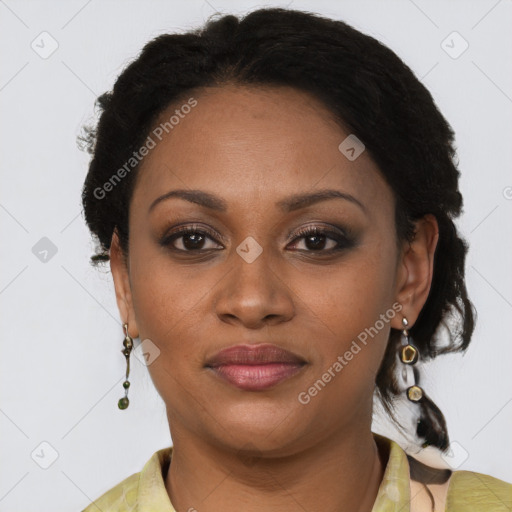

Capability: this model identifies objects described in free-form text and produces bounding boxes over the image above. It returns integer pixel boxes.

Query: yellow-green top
[82,433,512,511]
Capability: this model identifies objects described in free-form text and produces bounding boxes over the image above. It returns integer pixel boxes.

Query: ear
[391,214,439,329]
[110,229,139,338]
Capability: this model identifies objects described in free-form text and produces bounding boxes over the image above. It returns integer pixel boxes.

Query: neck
[165,424,386,512]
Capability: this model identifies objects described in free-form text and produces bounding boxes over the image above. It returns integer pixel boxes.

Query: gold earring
[400,317,423,402]
[118,323,133,410]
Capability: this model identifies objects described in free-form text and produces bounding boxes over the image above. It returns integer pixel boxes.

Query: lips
[205,344,306,367]
[205,344,307,391]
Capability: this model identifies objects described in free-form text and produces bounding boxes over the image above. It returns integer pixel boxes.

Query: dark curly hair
[80,7,475,452]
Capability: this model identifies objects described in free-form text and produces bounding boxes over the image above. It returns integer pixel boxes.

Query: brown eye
[161,226,223,252]
[287,225,355,253]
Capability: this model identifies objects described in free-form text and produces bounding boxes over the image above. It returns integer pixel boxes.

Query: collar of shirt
[133,433,411,512]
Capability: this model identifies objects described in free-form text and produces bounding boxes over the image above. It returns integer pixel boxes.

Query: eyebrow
[148,188,367,214]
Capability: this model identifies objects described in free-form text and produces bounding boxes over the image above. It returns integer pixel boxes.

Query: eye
[287,225,354,253]
[160,223,355,254]
[160,225,223,252]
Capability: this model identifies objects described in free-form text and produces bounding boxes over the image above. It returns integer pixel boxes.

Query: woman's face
[111,84,430,455]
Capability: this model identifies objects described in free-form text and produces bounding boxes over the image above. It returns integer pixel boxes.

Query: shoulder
[447,469,512,510]
[82,471,140,512]
[81,447,173,512]
[406,448,512,511]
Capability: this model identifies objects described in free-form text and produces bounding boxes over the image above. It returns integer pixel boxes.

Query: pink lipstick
[205,344,306,391]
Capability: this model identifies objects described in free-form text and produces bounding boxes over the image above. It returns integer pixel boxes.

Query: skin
[110,84,439,512]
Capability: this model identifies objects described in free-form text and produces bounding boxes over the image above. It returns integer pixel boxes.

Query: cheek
[128,240,223,373]
[128,226,197,328]
[294,238,397,381]
[301,239,395,318]
[128,261,203,404]
[130,265,202,353]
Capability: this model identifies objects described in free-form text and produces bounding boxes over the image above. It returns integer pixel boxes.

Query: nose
[214,247,295,329]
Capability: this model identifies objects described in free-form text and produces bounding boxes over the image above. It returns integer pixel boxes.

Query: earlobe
[392,214,439,329]
[110,230,139,338]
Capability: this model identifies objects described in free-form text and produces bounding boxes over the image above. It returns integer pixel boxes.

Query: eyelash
[160,224,355,255]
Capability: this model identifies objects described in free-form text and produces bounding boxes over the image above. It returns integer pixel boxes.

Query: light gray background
[1,0,511,510]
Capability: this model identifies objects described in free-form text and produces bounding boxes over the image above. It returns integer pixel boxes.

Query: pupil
[306,234,326,250]
[183,233,204,250]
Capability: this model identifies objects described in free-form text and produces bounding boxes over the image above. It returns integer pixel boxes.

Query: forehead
[131,84,393,216]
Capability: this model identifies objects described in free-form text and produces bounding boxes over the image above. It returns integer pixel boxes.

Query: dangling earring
[118,323,133,410]
[400,317,423,403]
[398,317,450,451]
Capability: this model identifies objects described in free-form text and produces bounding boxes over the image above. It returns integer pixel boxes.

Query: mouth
[205,343,307,391]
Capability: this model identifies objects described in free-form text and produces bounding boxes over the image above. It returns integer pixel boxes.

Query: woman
[80,7,511,511]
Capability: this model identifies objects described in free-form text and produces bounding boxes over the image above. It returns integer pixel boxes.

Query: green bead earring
[118,323,133,410]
